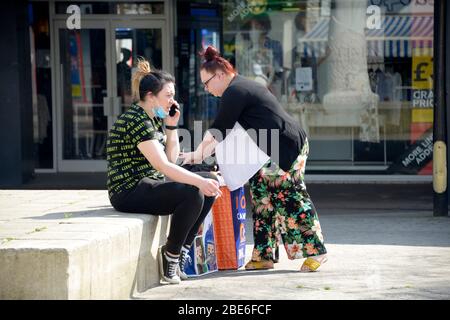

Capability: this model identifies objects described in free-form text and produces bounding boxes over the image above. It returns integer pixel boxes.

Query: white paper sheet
[215,122,270,191]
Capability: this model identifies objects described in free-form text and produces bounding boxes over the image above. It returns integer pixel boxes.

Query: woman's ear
[145,91,155,101]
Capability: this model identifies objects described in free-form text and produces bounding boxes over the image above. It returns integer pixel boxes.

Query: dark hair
[294,11,307,31]
[121,48,131,61]
[131,57,175,102]
[199,46,236,75]
[241,14,272,36]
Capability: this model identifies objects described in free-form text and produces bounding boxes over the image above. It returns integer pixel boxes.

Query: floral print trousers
[249,140,327,261]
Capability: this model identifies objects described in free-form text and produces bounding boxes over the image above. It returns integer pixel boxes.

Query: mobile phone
[169,104,179,117]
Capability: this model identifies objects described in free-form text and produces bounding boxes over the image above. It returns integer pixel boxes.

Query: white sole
[179,271,188,280]
[158,246,181,284]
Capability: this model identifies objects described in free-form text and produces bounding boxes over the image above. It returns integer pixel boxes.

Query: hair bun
[136,57,152,74]
[203,46,220,62]
[199,45,236,74]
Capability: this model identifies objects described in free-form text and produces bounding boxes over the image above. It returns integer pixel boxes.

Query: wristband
[165,125,178,130]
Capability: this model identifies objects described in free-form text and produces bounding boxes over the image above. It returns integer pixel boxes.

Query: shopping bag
[211,184,247,270]
[184,210,218,277]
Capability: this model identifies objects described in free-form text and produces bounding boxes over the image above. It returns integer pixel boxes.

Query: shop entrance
[53,11,170,171]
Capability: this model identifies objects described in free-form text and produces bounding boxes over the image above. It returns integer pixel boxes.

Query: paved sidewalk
[1,189,449,300]
[135,210,450,300]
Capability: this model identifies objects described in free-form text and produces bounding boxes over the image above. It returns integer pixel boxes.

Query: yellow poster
[412,49,433,123]
[412,53,433,90]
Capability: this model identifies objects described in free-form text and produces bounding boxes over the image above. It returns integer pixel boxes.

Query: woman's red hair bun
[202,46,220,62]
[199,45,236,74]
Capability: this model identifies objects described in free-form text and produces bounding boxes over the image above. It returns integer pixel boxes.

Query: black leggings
[110,172,217,255]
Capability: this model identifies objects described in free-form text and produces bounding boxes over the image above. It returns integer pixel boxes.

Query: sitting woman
[106,58,221,284]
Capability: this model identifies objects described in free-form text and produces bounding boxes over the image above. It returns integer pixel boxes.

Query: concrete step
[0,190,169,299]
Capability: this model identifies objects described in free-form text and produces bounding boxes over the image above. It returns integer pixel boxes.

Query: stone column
[322,0,378,129]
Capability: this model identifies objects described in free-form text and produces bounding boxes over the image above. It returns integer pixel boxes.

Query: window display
[221,0,434,175]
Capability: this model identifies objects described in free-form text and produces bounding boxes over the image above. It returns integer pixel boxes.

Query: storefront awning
[298,15,433,58]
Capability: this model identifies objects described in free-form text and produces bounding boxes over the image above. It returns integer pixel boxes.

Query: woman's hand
[179,150,203,165]
[197,178,222,197]
[164,100,180,127]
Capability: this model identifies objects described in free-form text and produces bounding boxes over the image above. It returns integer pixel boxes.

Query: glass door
[55,20,167,171]
[55,20,111,171]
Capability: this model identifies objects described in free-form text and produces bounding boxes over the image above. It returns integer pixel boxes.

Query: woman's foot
[158,245,181,284]
[300,254,328,272]
[244,259,274,270]
[178,245,190,280]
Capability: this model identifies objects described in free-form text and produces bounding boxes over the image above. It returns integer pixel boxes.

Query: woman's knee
[180,184,204,207]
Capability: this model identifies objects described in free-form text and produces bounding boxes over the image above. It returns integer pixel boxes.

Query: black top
[106,103,166,197]
[209,75,307,172]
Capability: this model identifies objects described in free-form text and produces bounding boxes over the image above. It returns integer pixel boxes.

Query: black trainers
[158,245,181,284]
[178,246,190,280]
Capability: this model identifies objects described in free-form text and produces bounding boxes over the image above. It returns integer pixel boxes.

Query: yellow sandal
[300,256,328,272]
[245,259,274,270]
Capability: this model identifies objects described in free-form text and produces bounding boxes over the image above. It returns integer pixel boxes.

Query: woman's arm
[163,102,180,163]
[197,131,218,159]
[181,85,247,164]
[164,128,180,163]
[181,131,218,164]
[138,139,222,197]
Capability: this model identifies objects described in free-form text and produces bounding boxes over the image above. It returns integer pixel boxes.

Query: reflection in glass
[30,1,53,168]
[59,28,107,160]
[197,28,221,127]
[115,28,162,112]
[222,0,434,174]
[116,2,164,15]
[235,14,284,99]
[55,2,164,15]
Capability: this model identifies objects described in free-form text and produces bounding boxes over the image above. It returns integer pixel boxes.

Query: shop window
[220,0,434,175]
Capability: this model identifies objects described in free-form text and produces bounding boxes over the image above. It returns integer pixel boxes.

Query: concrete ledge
[0,190,169,299]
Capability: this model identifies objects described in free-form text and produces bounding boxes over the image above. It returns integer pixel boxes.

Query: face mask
[153,106,167,119]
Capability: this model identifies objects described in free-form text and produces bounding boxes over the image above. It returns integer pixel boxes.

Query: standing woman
[106,58,222,284]
[181,46,327,272]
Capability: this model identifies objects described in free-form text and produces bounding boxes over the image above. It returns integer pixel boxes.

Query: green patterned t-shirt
[106,103,166,197]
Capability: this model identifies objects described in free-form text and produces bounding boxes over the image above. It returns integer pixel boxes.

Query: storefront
[218,0,436,177]
[3,0,446,185]
[28,0,174,172]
